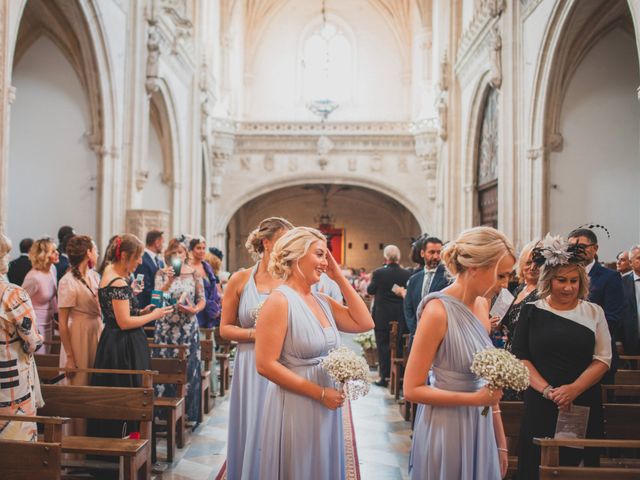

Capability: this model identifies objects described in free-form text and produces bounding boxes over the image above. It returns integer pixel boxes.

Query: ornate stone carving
[7,85,16,105]
[126,209,170,241]
[264,154,274,172]
[370,155,383,173]
[398,157,408,173]
[145,19,161,94]
[348,158,357,172]
[288,158,298,172]
[240,157,252,170]
[318,157,329,171]
[135,169,149,191]
[485,0,505,17]
[477,88,499,186]
[317,135,334,156]
[210,150,228,197]
[437,97,448,141]
[438,52,449,93]
[527,148,544,161]
[489,27,502,89]
[547,132,563,152]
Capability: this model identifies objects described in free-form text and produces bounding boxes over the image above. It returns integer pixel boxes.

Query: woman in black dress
[512,235,611,480]
[90,234,172,438]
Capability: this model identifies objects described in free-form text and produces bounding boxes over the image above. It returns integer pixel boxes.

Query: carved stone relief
[210,150,228,197]
[135,169,149,191]
[370,155,383,173]
[489,27,502,89]
[477,88,499,186]
[348,158,357,172]
[288,158,298,172]
[240,156,252,170]
[264,154,274,172]
[437,96,448,141]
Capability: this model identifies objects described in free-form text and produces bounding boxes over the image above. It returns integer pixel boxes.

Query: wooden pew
[35,353,65,384]
[0,438,62,479]
[214,327,232,396]
[200,338,214,420]
[389,321,403,398]
[534,438,640,479]
[500,401,524,478]
[149,345,188,463]
[620,355,640,369]
[615,370,640,385]
[37,367,154,480]
[399,334,413,420]
[602,385,640,403]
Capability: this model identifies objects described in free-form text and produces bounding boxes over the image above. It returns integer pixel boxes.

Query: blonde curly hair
[441,226,515,276]
[29,237,57,271]
[268,227,326,280]
[245,217,294,261]
[0,233,12,276]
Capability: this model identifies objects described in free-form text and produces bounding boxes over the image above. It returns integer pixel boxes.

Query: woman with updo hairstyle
[57,236,102,392]
[0,233,43,441]
[22,237,59,353]
[220,216,292,480]
[256,227,374,479]
[404,226,516,480]
[89,234,173,439]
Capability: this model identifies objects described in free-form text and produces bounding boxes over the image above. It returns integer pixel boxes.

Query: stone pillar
[0,0,11,233]
[125,209,171,242]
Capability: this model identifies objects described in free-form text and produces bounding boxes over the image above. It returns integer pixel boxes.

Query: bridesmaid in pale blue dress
[220,217,293,480]
[256,227,374,480]
[404,227,516,480]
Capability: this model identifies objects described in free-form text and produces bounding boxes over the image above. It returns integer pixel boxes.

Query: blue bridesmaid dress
[226,265,269,479]
[409,292,501,480]
[258,285,345,480]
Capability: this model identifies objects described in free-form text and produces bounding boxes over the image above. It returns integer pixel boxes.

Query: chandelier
[306,0,339,121]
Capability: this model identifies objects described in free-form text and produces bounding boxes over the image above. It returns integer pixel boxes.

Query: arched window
[301,19,353,104]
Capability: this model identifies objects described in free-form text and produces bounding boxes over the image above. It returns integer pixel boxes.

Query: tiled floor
[156,335,412,479]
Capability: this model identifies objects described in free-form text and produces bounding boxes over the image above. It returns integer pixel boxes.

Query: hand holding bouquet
[470,348,530,415]
[321,347,370,401]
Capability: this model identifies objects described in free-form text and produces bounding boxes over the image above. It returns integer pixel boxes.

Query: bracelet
[320,387,326,402]
[542,385,553,400]
[492,409,502,414]
[497,447,508,454]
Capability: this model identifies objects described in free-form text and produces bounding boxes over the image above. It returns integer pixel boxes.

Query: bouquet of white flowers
[353,331,376,350]
[470,348,530,415]
[321,347,371,401]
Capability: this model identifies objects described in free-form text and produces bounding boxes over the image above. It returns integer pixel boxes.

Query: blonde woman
[404,226,516,479]
[256,227,374,480]
[22,237,59,352]
[0,233,43,441]
[221,217,292,480]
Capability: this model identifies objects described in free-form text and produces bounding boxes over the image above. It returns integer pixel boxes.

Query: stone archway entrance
[225,183,422,272]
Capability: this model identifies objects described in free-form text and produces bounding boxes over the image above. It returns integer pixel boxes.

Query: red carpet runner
[216,401,361,479]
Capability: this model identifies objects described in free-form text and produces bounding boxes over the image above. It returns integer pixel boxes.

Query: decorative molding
[489,27,502,89]
[521,0,546,21]
[135,169,149,191]
[527,147,544,160]
[7,85,16,105]
[317,135,334,156]
[437,96,448,141]
[547,132,563,152]
[236,121,416,136]
[438,51,449,92]
[145,18,161,94]
[210,150,228,197]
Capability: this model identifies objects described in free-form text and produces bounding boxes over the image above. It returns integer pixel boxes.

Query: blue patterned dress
[409,292,500,480]
[153,269,203,425]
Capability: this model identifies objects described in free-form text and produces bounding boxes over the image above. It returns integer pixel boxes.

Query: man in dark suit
[404,237,450,336]
[7,238,33,286]
[134,229,165,309]
[568,228,625,383]
[367,245,411,387]
[621,245,640,355]
[55,225,74,283]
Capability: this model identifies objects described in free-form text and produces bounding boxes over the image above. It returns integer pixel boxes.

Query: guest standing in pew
[512,235,611,480]
[154,237,205,428]
[134,229,165,323]
[23,237,59,353]
[189,237,221,329]
[620,245,640,355]
[256,227,374,480]
[0,233,43,441]
[404,227,514,480]
[89,234,172,439]
[220,216,292,480]
[7,237,33,286]
[57,236,103,421]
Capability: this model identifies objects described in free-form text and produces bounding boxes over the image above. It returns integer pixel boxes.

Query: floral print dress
[154,269,203,424]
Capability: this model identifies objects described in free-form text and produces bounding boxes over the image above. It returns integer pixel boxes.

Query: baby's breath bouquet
[321,347,371,401]
[353,331,376,350]
[470,348,530,416]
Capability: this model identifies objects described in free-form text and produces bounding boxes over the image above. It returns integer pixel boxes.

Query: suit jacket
[55,254,69,283]
[134,251,163,308]
[621,273,640,354]
[589,262,625,371]
[7,255,32,286]
[403,264,450,335]
[366,263,412,329]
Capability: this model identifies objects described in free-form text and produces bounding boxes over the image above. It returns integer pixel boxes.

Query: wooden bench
[214,327,232,396]
[399,333,413,420]
[0,437,62,479]
[620,355,640,370]
[35,353,65,384]
[500,401,524,478]
[534,438,640,479]
[615,370,640,385]
[149,346,188,463]
[200,338,214,420]
[389,321,403,398]
[37,367,154,480]
[602,385,640,403]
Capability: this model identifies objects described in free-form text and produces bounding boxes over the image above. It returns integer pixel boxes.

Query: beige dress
[58,270,102,436]
[22,266,57,353]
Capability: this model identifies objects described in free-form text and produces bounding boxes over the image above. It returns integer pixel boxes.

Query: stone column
[0,0,10,232]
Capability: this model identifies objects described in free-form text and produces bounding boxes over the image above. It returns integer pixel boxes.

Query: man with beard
[404,236,450,336]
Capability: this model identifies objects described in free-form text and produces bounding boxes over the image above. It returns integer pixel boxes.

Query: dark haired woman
[189,237,221,328]
[89,234,173,439]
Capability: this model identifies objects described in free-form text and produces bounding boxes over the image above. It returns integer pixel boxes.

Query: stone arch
[213,173,430,239]
[527,0,637,236]
[5,0,116,244]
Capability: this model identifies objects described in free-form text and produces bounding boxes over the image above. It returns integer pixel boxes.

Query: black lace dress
[502,286,539,353]
[89,277,150,439]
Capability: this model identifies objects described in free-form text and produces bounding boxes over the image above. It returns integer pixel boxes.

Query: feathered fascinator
[531,234,586,268]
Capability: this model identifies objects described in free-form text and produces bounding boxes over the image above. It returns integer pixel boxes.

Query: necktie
[422,270,435,298]
[155,256,162,269]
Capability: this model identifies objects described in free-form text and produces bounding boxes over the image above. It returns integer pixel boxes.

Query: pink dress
[58,270,102,437]
[22,266,57,353]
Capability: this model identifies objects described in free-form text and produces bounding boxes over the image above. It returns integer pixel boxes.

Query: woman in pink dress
[22,238,58,353]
